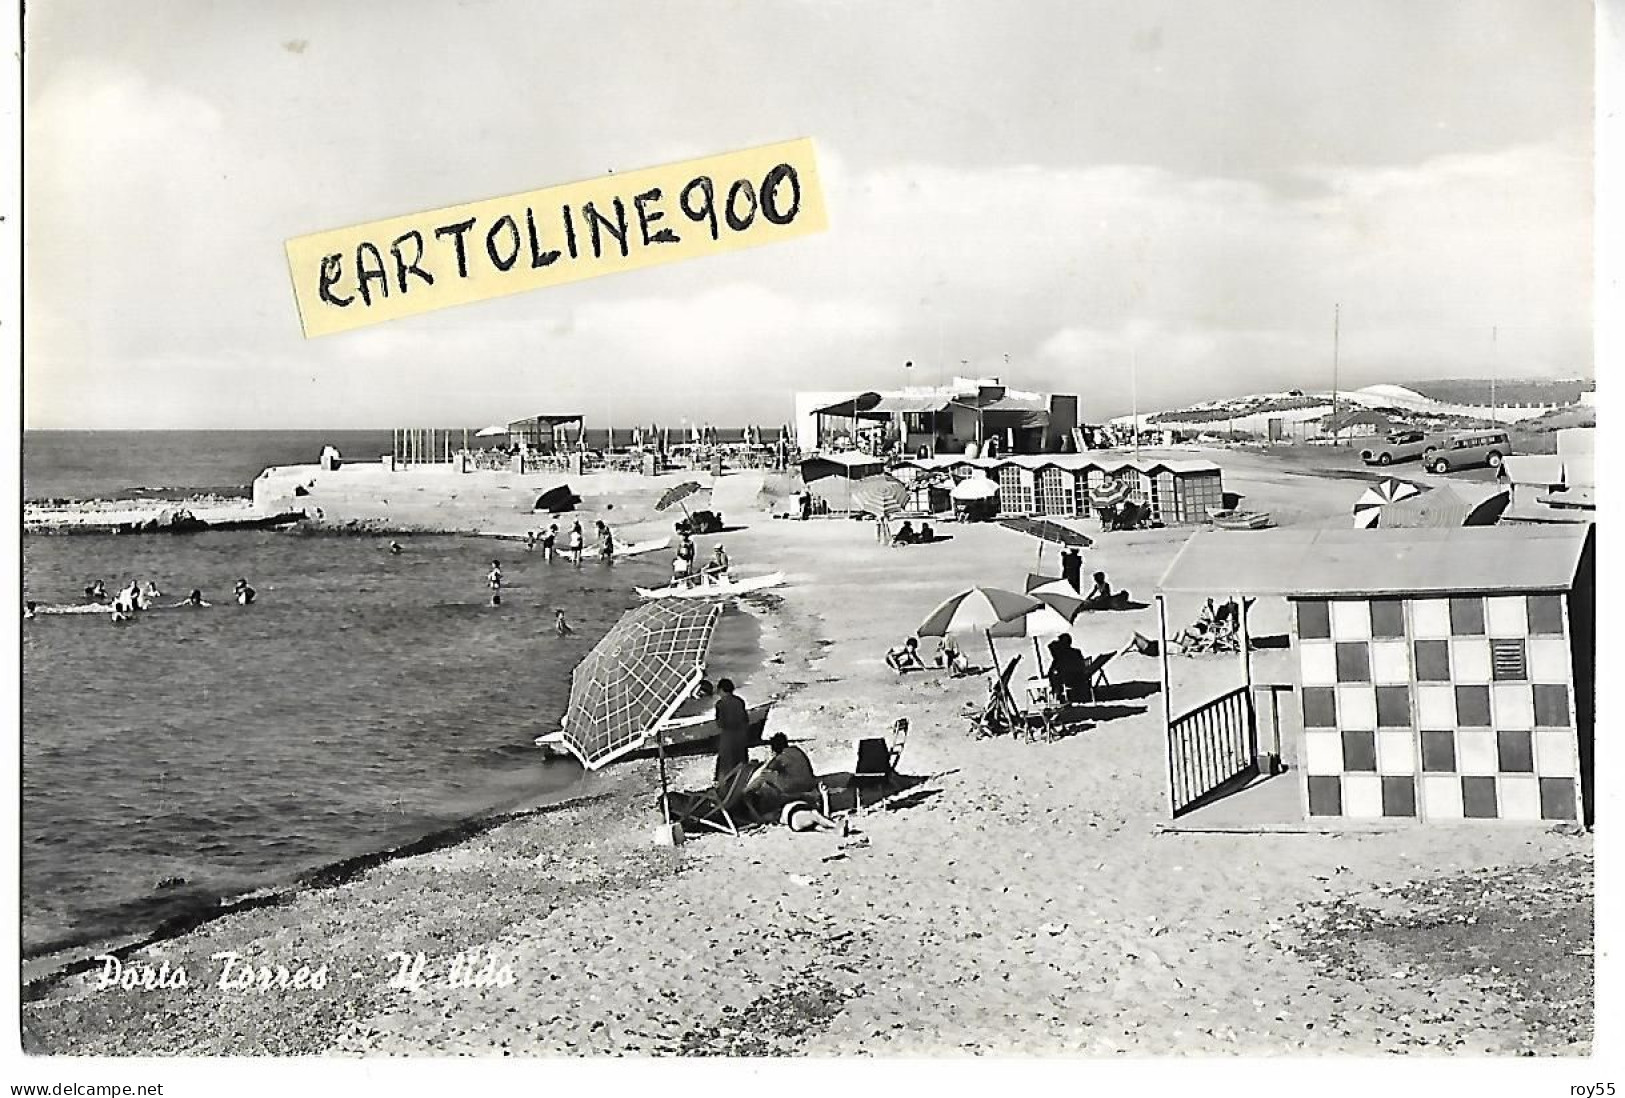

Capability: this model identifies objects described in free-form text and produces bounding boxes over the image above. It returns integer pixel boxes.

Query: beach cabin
[1154,525,1594,828]
[1498,427,1596,524]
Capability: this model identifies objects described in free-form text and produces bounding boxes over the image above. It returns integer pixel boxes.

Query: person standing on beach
[799,490,812,521]
[713,678,751,781]
[596,520,615,562]
[1061,547,1083,592]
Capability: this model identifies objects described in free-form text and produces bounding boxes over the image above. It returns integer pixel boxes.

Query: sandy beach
[19,447,1591,1056]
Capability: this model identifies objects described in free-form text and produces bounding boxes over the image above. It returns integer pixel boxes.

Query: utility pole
[1131,346,1141,459]
[1491,326,1498,426]
[1331,303,1341,447]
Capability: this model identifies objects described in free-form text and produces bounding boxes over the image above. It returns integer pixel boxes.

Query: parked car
[1361,430,1432,466]
[1424,430,1512,474]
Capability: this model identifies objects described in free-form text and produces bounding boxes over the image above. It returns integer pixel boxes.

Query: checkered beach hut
[1155,525,1595,826]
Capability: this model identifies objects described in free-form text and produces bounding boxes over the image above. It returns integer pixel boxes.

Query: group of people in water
[520,519,613,564]
[23,576,256,622]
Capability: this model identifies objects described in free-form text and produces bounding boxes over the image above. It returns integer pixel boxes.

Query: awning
[1157,526,1592,598]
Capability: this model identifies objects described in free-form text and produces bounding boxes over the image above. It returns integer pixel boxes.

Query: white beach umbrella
[475,424,508,438]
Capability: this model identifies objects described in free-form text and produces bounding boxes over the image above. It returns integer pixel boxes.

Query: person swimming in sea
[555,609,572,636]
[490,592,502,607]
[234,578,256,605]
[84,579,108,602]
[389,540,404,555]
[141,580,162,601]
[24,601,37,620]
[175,589,209,608]
[112,582,139,615]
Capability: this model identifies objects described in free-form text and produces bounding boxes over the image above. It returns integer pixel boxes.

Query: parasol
[1025,580,1087,622]
[850,474,910,517]
[1352,477,1425,528]
[1088,478,1133,510]
[998,515,1093,573]
[949,476,998,502]
[656,480,705,518]
[917,585,1044,668]
[560,601,724,824]
[475,424,508,438]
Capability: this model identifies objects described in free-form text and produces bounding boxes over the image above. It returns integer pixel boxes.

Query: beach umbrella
[475,424,508,438]
[1088,478,1133,510]
[561,602,724,831]
[949,476,998,502]
[997,515,1094,574]
[656,479,704,512]
[850,474,910,517]
[1352,477,1424,529]
[1025,580,1087,622]
[917,585,1044,669]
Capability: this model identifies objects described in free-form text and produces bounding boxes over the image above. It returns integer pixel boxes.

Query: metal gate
[1167,686,1257,816]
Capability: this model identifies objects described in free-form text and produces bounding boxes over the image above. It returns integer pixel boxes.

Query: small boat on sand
[635,571,786,599]
[1210,509,1273,530]
[534,700,772,760]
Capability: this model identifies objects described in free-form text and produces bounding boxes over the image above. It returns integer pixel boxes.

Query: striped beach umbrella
[1352,478,1424,529]
[1025,579,1087,622]
[850,474,910,517]
[918,585,1045,669]
[1088,478,1133,509]
[656,480,705,514]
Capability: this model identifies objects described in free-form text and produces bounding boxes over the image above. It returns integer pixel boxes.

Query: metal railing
[1167,685,1257,816]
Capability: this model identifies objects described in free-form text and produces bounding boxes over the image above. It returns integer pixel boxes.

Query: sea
[19,430,762,962]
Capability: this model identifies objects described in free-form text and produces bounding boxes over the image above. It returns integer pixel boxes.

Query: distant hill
[1400,378,1593,405]
[1115,377,1592,431]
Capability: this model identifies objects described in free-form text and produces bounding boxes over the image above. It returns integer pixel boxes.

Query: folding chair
[853,717,909,811]
[661,763,754,837]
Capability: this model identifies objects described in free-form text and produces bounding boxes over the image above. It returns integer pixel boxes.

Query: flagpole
[1331,303,1341,446]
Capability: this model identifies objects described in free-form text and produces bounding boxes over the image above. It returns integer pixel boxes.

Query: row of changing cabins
[802,452,1227,525]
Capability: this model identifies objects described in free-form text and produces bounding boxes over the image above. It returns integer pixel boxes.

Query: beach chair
[970,656,1053,741]
[661,763,754,837]
[852,718,909,811]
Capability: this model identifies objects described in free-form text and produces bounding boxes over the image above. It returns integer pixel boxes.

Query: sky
[22,0,1595,429]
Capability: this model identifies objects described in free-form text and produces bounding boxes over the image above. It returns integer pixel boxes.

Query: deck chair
[660,763,754,837]
[852,717,909,811]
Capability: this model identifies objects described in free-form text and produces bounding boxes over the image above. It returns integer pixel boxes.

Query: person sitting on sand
[705,544,730,581]
[746,734,846,837]
[919,522,935,542]
[885,636,927,673]
[84,579,108,602]
[1081,571,1114,610]
[934,635,971,676]
[891,521,916,547]
[555,609,572,636]
[234,579,256,606]
[176,589,209,608]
